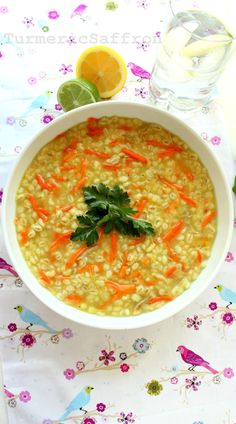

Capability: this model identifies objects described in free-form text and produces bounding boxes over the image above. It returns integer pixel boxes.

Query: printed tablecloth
[0,1,236,423]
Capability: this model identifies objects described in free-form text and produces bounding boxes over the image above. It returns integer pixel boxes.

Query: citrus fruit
[57,78,100,112]
[75,45,127,98]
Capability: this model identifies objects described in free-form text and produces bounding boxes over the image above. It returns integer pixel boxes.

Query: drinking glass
[149,0,236,111]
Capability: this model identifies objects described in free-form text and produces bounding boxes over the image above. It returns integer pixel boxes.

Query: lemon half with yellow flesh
[76,45,127,99]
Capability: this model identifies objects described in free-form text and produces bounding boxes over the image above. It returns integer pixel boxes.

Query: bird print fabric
[177,346,218,374]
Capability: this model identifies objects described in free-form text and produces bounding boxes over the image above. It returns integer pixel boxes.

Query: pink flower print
[96,402,106,412]
[137,0,150,9]
[223,367,234,379]
[209,302,217,311]
[19,391,31,403]
[6,116,16,125]
[136,39,150,51]
[99,349,115,365]
[83,418,96,424]
[76,361,85,371]
[20,333,36,348]
[28,77,37,85]
[135,87,148,99]
[170,377,178,384]
[155,31,161,38]
[221,311,235,325]
[120,363,130,373]
[118,412,135,423]
[8,323,17,332]
[0,189,3,204]
[0,51,4,59]
[211,135,221,145]
[185,376,201,391]
[59,64,73,75]
[67,35,76,45]
[55,103,62,111]
[22,17,34,28]
[62,328,73,338]
[119,352,127,361]
[225,251,234,262]
[186,315,202,330]
[0,6,8,13]
[63,368,75,380]
[48,10,59,19]
[41,115,54,124]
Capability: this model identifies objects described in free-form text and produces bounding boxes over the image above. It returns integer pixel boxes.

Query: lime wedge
[57,78,100,112]
[182,34,232,57]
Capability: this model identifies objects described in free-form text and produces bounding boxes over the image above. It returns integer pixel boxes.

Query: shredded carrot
[100,280,136,308]
[129,234,145,246]
[159,177,184,192]
[118,251,129,277]
[80,158,87,178]
[130,183,144,190]
[38,271,51,285]
[84,148,110,160]
[140,257,150,266]
[119,125,133,131]
[19,226,29,245]
[61,204,75,212]
[95,262,104,273]
[179,192,197,207]
[157,149,180,158]
[164,198,180,213]
[163,221,183,242]
[35,174,54,191]
[61,151,78,164]
[109,232,118,263]
[109,138,124,147]
[102,162,120,175]
[133,197,148,218]
[165,266,177,278]
[52,174,64,182]
[63,138,79,156]
[65,245,90,268]
[28,194,50,222]
[122,147,148,164]
[146,140,183,152]
[98,226,104,245]
[128,271,142,279]
[71,177,87,194]
[65,294,84,303]
[184,168,194,181]
[144,281,157,286]
[196,249,203,263]
[148,295,173,304]
[125,158,132,175]
[87,117,104,137]
[201,210,216,228]
[49,231,72,252]
[77,264,93,275]
[166,242,179,263]
[60,165,77,171]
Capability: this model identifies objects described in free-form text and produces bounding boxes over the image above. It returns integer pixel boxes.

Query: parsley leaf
[71,184,155,246]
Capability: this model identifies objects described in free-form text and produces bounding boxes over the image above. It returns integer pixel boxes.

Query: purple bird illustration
[177,345,218,374]
[70,4,87,18]
[127,62,151,81]
[0,257,18,277]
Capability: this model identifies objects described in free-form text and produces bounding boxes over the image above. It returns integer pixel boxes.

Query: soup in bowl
[2,102,233,329]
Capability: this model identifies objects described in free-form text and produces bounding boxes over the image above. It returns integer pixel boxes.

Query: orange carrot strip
[109,139,124,147]
[119,125,133,131]
[61,151,78,164]
[102,162,120,175]
[28,194,50,222]
[52,174,64,182]
[148,295,173,304]
[179,192,197,207]
[49,231,72,252]
[201,210,216,228]
[146,140,183,152]
[88,127,104,137]
[65,294,84,303]
[77,264,93,274]
[159,177,184,192]
[163,221,183,242]
[80,158,87,178]
[98,226,104,246]
[61,204,75,212]
[166,243,179,263]
[38,271,51,285]
[157,150,180,158]
[63,138,79,156]
[106,280,136,295]
[164,198,180,213]
[109,232,118,263]
[133,197,148,218]
[196,250,203,263]
[65,245,90,268]
[140,257,150,266]
[60,165,77,171]
[144,281,157,286]
[184,168,194,181]
[19,226,29,245]
[71,177,87,194]
[122,147,148,164]
[129,234,145,246]
[125,158,132,175]
[165,266,177,278]
[118,251,129,277]
[95,262,104,273]
[84,148,110,160]
[35,174,53,191]
[128,271,142,278]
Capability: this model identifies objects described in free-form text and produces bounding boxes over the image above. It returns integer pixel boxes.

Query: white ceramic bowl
[2,101,233,329]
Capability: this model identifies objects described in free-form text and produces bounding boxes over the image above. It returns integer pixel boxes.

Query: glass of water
[149,0,236,111]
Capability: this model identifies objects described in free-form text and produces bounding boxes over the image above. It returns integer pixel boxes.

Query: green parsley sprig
[70,183,155,246]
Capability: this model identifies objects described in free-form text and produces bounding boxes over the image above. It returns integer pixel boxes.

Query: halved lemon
[75,45,127,98]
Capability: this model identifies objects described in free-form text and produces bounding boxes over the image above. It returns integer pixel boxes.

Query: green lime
[57,78,100,112]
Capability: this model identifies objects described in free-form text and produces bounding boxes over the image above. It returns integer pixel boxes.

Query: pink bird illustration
[4,386,14,398]
[127,62,151,80]
[0,257,18,277]
[70,4,87,18]
[177,345,218,374]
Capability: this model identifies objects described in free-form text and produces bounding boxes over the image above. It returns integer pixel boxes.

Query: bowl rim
[2,101,234,329]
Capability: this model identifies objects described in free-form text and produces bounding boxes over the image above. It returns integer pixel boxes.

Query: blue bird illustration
[22,90,53,116]
[59,386,94,421]
[214,284,236,308]
[14,305,56,333]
